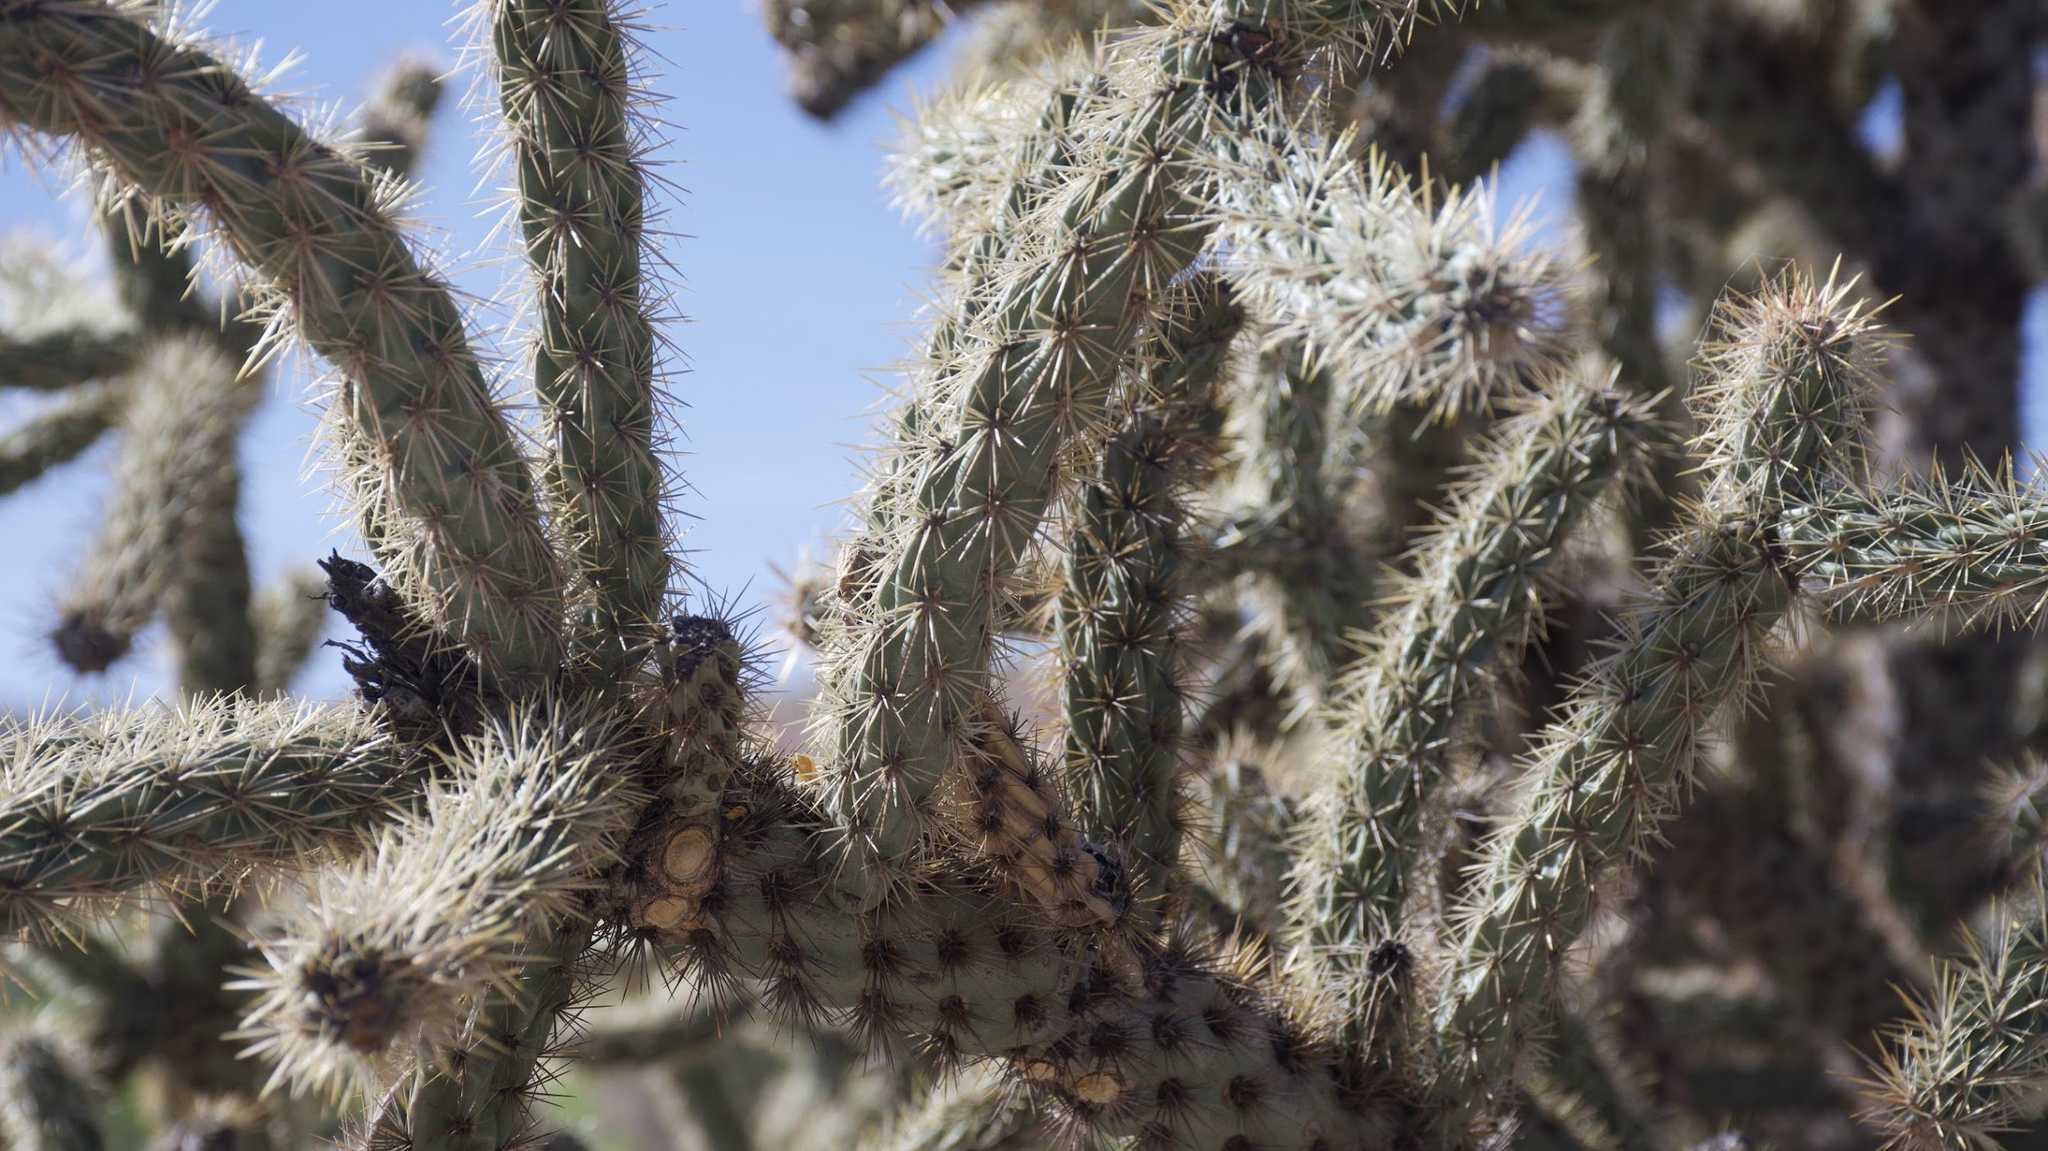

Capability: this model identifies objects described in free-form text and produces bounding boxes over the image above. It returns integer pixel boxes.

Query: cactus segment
[1287,367,1653,1048]
[491,0,675,672]
[0,2,566,690]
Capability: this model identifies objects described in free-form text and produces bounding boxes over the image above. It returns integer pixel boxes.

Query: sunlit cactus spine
[3,1,2048,1150]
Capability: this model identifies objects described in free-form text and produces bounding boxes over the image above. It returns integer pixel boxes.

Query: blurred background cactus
[0,1,2043,1150]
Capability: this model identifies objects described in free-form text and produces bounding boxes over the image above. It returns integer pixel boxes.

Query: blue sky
[0,4,2035,711]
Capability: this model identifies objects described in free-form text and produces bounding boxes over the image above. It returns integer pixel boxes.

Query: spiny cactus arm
[1430,269,1883,1109]
[0,328,139,392]
[0,0,565,690]
[764,0,993,119]
[236,702,640,1100]
[490,0,675,670]
[1431,517,1791,1111]
[166,445,258,697]
[1777,458,2048,634]
[358,58,443,181]
[1859,882,2048,1151]
[1198,117,1573,424]
[1569,4,1699,406]
[51,336,256,675]
[253,568,335,696]
[1059,284,1241,924]
[362,920,595,1151]
[1286,369,1653,1047]
[821,1,1438,900]
[0,696,417,944]
[0,382,119,496]
[1212,349,1374,706]
[0,1031,103,1151]
[657,761,1406,1151]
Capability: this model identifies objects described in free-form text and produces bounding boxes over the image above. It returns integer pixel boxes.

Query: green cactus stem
[253,569,336,697]
[0,696,413,944]
[51,337,255,676]
[0,328,138,394]
[1778,459,2048,633]
[1287,367,1652,1051]
[1059,284,1241,924]
[0,383,120,497]
[1860,878,2048,1150]
[763,0,991,119]
[492,0,674,671]
[237,700,640,1099]
[817,0,1420,904]
[0,1,566,690]
[1430,269,1882,1113]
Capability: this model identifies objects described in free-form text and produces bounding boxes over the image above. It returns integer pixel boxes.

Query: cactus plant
[1,2,2046,1151]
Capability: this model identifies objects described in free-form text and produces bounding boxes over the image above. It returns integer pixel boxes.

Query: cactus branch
[0,0,565,690]
[0,696,417,944]
[490,0,675,671]
[1288,367,1653,1049]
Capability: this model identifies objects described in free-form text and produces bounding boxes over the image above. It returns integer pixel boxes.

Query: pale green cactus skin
[6,2,2048,1150]
[0,2,565,692]
[1059,285,1241,921]
[493,0,674,671]
[0,697,410,943]
[0,383,119,497]
[1287,370,1652,1049]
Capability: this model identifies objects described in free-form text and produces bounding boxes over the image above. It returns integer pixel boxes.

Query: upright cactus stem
[1429,269,1882,1113]
[52,337,253,675]
[1060,285,1242,925]
[0,1,565,691]
[1287,367,1653,1049]
[818,0,1417,902]
[492,0,675,672]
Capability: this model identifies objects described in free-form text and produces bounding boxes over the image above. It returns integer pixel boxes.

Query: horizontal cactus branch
[1199,111,1574,423]
[1779,458,2048,633]
[492,0,676,671]
[664,759,1406,1151]
[237,699,641,1099]
[0,327,139,393]
[0,382,119,497]
[0,697,412,944]
[0,0,566,691]
[1288,366,1653,1049]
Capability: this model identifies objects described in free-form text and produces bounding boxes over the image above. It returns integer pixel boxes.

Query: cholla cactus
[2,2,2046,1150]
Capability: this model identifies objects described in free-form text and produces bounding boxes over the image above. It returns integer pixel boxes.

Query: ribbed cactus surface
[2,3,2046,1151]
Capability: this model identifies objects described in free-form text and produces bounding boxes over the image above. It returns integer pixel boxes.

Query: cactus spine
[492,0,675,670]
[1288,368,1652,1047]
[0,2,565,691]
